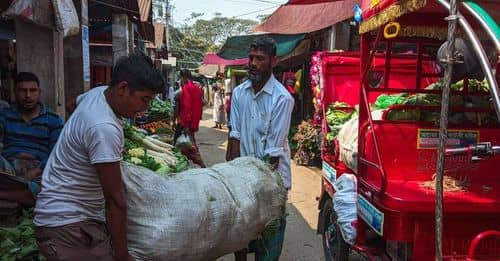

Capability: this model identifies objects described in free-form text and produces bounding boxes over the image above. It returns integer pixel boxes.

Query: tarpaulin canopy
[287,0,340,4]
[360,0,500,36]
[254,0,359,34]
[197,64,221,78]
[217,34,306,60]
[202,53,248,66]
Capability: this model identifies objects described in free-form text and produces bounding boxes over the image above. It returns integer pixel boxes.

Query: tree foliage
[171,12,258,69]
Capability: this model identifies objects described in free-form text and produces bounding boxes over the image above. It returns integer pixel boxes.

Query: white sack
[337,110,383,173]
[51,0,79,37]
[333,174,358,245]
[121,157,287,261]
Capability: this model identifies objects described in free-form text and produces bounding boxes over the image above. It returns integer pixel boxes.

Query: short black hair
[180,69,192,80]
[249,37,277,57]
[15,72,40,87]
[111,53,165,93]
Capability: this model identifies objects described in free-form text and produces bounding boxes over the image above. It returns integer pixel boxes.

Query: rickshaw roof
[359,0,500,37]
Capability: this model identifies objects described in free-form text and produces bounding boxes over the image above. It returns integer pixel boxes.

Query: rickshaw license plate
[358,195,384,236]
[322,161,336,184]
[417,129,479,149]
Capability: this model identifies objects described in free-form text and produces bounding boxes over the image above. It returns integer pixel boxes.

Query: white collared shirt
[230,75,294,189]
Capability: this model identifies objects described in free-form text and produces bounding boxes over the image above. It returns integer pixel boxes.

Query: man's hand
[269,157,279,171]
[25,168,42,181]
[228,138,240,161]
[183,128,192,136]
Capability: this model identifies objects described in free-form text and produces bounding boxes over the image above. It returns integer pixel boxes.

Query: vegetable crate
[316,1,500,260]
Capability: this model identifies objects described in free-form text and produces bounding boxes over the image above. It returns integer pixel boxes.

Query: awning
[89,0,150,22]
[254,0,359,34]
[287,0,342,4]
[146,22,164,49]
[202,53,248,66]
[277,38,311,63]
[197,64,221,78]
[217,34,306,60]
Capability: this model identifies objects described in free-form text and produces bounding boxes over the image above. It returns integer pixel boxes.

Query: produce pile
[292,120,321,166]
[325,102,356,142]
[138,121,173,136]
[374,79,494,124]
[323,80,494,147]
[124,122,188,175]
[144,99,174,123]
[0,209,44,261]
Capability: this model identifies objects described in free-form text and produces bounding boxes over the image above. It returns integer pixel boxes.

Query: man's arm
[228,89,241,160]
[264,95,294,168]
[95,162,133,261]
[86,123,132,260]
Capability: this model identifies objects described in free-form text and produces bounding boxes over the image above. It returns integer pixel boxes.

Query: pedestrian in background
[175,69,206,167]
[212,84,225,129]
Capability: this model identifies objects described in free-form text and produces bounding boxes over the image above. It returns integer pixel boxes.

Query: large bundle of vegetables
[146,99,174,122]
[0,209,44,261]
[374,79,494,124]
[123,122,188,175]
[325,102,356,142]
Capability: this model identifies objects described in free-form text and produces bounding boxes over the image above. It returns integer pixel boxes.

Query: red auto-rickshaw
[315,0,500,260]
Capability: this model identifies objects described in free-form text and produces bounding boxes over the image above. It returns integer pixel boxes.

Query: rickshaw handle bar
[467,230,500,260]
[445,142,500,157]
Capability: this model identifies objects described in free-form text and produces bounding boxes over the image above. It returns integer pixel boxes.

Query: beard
[248,70,271,85]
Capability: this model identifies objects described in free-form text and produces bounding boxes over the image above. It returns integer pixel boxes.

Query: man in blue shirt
[0,72,64,206]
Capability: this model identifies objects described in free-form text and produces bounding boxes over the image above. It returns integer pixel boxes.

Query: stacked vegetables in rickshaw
[324,102,356,142]
[323,79,494,174]
[375,79,495,125]
[123,122,188,175]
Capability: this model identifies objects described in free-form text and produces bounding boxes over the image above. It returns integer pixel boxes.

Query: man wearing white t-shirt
[34,53,164,261]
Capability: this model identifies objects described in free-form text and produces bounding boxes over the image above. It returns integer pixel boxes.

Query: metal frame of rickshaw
[318,0,500,260]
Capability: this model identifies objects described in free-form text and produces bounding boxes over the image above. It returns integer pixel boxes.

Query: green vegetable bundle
[0,209,45,261]
[123,121,188,175]
[325,102,355,141]
[147,100,174,122]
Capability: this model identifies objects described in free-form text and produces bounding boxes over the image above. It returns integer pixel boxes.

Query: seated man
[0,72,64,206]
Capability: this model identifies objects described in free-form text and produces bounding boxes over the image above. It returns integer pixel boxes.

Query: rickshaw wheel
[321,198,350,261]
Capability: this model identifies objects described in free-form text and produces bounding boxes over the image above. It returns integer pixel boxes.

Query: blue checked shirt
[0,103,64,169]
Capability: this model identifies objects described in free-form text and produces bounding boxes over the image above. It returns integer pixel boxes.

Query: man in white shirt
[34,53,165,261]
[229,37,294,261]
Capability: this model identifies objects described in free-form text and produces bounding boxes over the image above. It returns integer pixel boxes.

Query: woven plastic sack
[338,111,383,173]
[51,0,79,37]
[121,157,287,261]
[333,174,357,245]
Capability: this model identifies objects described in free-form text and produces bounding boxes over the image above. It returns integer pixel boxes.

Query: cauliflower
[130,157,142,165]
[128,148,146,158]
